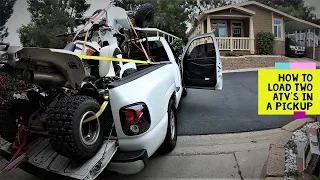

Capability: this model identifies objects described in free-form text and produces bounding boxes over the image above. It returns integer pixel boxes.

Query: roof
[195,4,256,21]
[238,1,320,31]
[187,1,320,36]
[187,4,256,37]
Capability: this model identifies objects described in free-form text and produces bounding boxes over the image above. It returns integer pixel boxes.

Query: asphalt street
[176,71,294,135]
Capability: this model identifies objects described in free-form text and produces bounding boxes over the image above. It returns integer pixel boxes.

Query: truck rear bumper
[117,112,168,157]
[107,149,148,175]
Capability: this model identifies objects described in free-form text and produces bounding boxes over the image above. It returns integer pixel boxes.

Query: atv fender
[16,47,86,88]
[99,45,121,77]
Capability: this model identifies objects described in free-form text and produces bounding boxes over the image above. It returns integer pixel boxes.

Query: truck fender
[99,45,121,77]
[164,82,176,114]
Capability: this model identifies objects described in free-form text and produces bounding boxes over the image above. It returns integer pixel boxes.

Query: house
[187,1,320,60]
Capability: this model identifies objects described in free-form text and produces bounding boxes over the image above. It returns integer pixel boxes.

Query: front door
[181,34,223,90]
[232,22,242,37]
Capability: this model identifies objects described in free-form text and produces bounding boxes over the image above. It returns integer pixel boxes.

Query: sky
[3,0,320,46]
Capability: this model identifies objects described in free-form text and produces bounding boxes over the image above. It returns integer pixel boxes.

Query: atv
[0,3,155,161]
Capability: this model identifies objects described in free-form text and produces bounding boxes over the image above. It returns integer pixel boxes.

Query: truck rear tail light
[120,103,151,136]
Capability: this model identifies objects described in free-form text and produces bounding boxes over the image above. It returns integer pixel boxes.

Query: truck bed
[0,137,118,180]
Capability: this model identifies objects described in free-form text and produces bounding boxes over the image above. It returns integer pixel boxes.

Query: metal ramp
[0,137,118,180]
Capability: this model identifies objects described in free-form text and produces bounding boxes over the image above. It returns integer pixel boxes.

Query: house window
[273,18,283,39]
[212,22,227,37]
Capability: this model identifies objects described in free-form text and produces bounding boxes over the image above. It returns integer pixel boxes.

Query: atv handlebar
[56,23,108,38]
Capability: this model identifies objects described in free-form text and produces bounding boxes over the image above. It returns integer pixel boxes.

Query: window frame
[273,18,284,40]
[212,20,228,37]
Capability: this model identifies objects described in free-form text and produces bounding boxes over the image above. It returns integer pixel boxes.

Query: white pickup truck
[0,5,222,180]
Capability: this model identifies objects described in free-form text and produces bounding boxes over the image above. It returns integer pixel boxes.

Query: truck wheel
[158,99,177,154]
[182,87,187,98]
[135,3,154,28]
[0,98,39,142]
[47,95,106,161]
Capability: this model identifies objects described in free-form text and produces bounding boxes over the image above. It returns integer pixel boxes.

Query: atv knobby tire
[122,68,137,78]
[47,95,106,161]
[0,98,39,142]
[135,3,155,28]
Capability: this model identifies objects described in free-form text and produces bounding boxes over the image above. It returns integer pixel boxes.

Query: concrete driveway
[177,71,294,135]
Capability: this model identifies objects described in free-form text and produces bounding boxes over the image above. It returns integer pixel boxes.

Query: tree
[17,0,90,48]
[0,0,17,41]
[112,0,232,42]
[184,0,232,22]
[112,0,189,41]
[252,0,316,21]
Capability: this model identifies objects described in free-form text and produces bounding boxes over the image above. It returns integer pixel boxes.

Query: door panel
[181,34,223,90]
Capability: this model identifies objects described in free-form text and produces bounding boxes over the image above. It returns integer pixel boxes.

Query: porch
[204,17,255,53]
[191,5,256,54]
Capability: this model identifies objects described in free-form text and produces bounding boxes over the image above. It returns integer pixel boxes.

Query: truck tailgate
[0,138,118,180]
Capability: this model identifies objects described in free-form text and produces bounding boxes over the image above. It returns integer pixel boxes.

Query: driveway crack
[240,82,255,92]
[233,152,244,180]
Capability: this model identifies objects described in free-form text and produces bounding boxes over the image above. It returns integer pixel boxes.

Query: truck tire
[135,3,154,28]
[182,87,187,98]
[158,98,177,154]
[0,98,39,142]
[47,95,106,161]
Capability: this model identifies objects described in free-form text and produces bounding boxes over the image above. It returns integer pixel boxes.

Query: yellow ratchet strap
[83,96,109,123]
[79,55,159,65]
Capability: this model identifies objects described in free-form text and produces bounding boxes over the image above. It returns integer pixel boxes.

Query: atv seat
[64,42,76,52]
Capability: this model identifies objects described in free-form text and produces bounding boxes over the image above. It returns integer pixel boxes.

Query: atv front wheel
[47,95,106,161]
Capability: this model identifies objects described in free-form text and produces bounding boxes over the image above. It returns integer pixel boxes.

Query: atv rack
[0,137,118,180]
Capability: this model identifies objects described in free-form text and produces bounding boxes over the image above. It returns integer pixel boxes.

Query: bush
[225,52,243,57]
[256,32,275,55]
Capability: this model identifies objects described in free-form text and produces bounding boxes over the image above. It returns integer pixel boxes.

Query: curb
[223,67,274,73]
[263,117,316,179]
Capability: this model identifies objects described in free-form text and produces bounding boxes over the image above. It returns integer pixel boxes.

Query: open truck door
[181,33,222,90]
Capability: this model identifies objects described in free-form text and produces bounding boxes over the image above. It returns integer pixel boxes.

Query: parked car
[285,37,305,57]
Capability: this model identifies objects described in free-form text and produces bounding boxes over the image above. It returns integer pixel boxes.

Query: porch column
[308,29,311,47]
[201,21,204,34]
[249,16,255,54]
[207,16,211,33]
[299,30,302,45]
[313,28,316,60]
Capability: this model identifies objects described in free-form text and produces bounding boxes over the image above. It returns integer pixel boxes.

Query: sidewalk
[103,129,280,180]
[0,129,280,180]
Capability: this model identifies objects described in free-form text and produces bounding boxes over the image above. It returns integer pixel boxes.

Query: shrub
[225,52,243,57]
[172,38,184,56]
[256,32,275,55]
